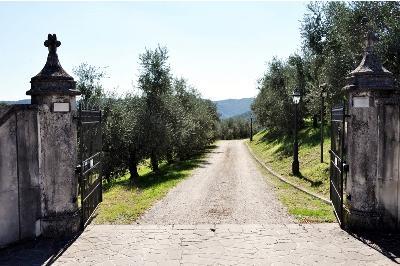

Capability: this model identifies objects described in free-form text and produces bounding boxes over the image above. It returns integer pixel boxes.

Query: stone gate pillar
[26,34,81,236]
[344,32,398,231]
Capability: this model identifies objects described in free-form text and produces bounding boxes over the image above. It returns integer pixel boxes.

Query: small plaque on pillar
[353,96,370,108]
[53,102,70,112]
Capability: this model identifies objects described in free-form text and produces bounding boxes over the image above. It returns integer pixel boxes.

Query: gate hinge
[343,163,349,172]
[75,165,82,174]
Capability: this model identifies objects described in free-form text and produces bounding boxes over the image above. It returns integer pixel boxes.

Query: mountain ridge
[0,99,31,105]
[213,97,253,119]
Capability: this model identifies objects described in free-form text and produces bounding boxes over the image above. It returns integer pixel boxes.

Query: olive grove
[74,46,220,183]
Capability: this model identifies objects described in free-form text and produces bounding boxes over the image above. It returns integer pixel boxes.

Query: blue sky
[0,1,308,101]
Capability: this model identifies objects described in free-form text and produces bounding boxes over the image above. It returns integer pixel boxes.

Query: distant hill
[214,98,253,119]
[230,111,252,120]
[2,98,255,120]
[0,99,31,105]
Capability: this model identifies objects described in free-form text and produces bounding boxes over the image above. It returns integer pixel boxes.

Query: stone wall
[376,98,400,228]
[0,101,80,247]
[0,105,41,247]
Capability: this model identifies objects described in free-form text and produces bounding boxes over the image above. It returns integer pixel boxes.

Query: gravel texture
[138,140,293,224]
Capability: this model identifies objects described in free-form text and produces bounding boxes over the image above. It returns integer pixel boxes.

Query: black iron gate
[77,107,102,229]
[329,104,347,227]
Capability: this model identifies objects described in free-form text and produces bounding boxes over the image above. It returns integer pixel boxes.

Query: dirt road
[138,140,293,224]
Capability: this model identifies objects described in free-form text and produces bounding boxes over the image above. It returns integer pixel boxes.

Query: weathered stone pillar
[344,32,399,231]
[26,34,81,236]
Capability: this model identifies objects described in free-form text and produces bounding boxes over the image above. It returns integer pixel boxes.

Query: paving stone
[1,223,399,265]
[195,224,215,231]
[173,224,196,230]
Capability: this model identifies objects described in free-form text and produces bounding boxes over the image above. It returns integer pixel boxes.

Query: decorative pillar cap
[27,34,80,96]
[344,31,395,92]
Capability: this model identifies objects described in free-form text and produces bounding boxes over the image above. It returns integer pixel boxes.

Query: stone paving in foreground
[41,223,400,265]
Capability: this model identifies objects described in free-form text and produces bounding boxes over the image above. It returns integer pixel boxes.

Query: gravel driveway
[138,140,293,224]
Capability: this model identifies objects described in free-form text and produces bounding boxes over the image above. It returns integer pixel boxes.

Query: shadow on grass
[103,144,217,192]
[297,172,323,188]
[135,157,210,190]
[259,130,292,157]
[259,126,330,158]
[256,127,327,189]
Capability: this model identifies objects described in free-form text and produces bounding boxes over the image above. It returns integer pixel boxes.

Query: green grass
[248,123,331,198]
[93,147,215,224]
[256,165,335,223]
[248,122,336,223]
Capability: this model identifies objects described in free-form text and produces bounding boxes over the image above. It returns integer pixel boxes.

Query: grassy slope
[93,148,213,224]
[248,124,336,223]
[249,124,331,197]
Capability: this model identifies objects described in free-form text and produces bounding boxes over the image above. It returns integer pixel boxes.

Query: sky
[0,1,308,101]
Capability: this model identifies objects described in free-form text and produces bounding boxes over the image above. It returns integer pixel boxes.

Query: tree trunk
[150,153,159,172]
[312,114,318,128]
[167,152,174,165]
[128,151,139,184]
[128,163,139,184]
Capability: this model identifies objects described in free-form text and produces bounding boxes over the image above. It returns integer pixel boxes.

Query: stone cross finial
[360,17,378,52]
[27,33,79,98]
[44,34,61,54]
[346,18,393,91]
[366,31,378,52]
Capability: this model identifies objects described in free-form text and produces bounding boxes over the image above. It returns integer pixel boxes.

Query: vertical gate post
[26,34,81,236]
[343,32,398,231]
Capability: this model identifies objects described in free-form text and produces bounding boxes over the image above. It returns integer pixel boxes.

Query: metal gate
[76,107,102,229]
[329,104,348,227]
